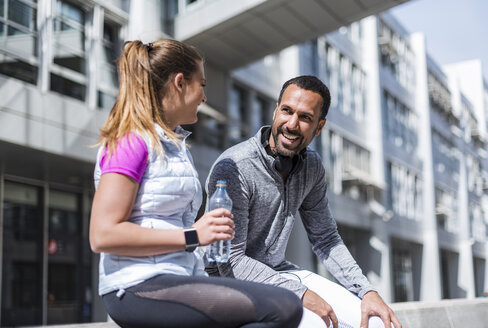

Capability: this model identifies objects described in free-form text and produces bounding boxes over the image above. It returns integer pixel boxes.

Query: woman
[89,39,303,328]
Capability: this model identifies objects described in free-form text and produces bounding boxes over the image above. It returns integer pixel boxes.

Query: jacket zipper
[265,175,292,252]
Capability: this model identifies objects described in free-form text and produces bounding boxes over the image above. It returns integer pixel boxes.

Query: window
[227,84,272,146]
[352,65,365,122]
[1,182,92,326]
[163,0,178,36]
[53,1,85,73]
[1,0,37,56]
[378,20,415,91]
[342,138,370,175]
[0,0,38,84]
[340,56,350,116]
[435,187,458,232]
[325,45,338,107]
[473,257,486,297]
[384,91,418,154]
[47,190,91,324]
[428,72,453,117]
[325,129,343,195]
[466,155,482,195]
[440,249,467,299]
[388,162,423,220]
[2,182,43,326]
[470,202,485,242]
[104,0,129,12]
[324,43,366,122]
[431,130,459,182]
[228,85,248,145]
[392,248,414,302]
[324,130,373,200]
[97,20,121,110]
[253,96,269,132]
[341,138,372,201]
[50,73,85,100]
[0,1,126,103]
[50,0,86,100]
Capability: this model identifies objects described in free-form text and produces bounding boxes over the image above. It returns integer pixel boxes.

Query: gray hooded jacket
[206,127,375,299]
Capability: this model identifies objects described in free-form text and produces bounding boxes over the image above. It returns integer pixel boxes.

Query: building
[0,0,130,325]
[1,0,486,326]
[232,12,488,304]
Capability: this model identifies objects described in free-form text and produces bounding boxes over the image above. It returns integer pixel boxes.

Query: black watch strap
[184,228,199,252]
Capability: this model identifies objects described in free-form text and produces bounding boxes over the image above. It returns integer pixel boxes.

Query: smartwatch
[184,228,199,252]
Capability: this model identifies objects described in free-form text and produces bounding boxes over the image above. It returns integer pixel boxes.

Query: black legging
[102,274,303,328]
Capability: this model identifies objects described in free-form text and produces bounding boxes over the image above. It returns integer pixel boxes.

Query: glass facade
[0,0,123,105]
[2,182,43,326]
[1,180,92,326]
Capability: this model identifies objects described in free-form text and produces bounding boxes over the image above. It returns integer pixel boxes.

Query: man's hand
[302,289,338,328]
[360,291,402,328]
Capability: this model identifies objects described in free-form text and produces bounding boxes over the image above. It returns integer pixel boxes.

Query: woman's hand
[193,209,234,246]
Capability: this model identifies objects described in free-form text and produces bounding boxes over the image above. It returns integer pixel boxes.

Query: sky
[390,0,488,81]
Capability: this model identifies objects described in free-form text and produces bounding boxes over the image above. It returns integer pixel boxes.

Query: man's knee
[297,308,327,328]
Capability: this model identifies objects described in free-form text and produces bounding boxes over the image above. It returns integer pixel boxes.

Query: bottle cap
[216,180,227,187]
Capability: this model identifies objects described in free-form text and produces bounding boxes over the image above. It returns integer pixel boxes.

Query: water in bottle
[207,180,233,263]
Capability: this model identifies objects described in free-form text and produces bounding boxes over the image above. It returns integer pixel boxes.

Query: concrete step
[391,297,488,328]
[22,297,488,328]
[23,323,118,328]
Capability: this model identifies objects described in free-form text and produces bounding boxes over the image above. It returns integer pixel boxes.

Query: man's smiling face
[269,84,326,158]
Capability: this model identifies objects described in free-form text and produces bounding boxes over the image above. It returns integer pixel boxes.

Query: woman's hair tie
[146,42,153,52]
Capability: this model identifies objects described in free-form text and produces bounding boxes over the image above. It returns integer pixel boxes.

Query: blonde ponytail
[98,39,202,158]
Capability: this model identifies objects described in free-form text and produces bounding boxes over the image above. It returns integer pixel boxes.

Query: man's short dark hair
[277,75,331,119]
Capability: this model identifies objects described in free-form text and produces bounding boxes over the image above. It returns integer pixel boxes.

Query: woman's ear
[173,73,185,92]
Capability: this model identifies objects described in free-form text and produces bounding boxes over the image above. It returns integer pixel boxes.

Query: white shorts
[280,270,386,328]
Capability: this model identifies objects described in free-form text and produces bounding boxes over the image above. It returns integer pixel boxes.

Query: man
[206,76,401,328]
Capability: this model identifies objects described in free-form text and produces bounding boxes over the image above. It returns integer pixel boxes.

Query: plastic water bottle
[207,180,233,263]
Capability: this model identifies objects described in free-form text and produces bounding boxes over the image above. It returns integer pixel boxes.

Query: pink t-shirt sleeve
[99,134,148,184]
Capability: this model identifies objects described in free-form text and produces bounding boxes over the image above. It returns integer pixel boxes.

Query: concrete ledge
[391,297,488,328]
[26,323,119,328]
[25,298,488,328]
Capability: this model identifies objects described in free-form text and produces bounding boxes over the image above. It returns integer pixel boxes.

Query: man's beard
[272,126,302,158]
